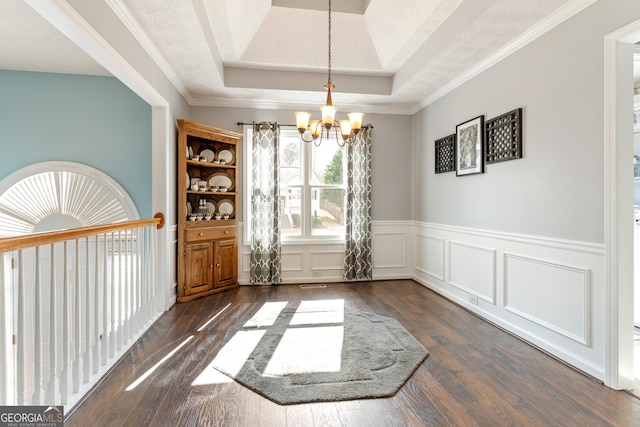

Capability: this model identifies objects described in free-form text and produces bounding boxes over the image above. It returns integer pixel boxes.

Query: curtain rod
[236,122,296,127]
[236,122,373,129]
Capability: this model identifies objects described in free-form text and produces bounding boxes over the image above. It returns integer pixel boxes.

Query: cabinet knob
[216,263,221,267]
[209,264,214,268]
[199,232,204,236]
[225,230,229,234]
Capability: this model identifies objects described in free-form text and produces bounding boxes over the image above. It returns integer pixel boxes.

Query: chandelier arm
[299,132,315,143]
[294,0,365,147]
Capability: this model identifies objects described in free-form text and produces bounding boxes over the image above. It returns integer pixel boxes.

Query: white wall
[412,0,640,383]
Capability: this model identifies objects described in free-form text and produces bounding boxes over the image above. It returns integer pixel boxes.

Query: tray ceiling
[1,0,590,113]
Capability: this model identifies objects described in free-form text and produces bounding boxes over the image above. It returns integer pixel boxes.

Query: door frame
[604,19,640,389]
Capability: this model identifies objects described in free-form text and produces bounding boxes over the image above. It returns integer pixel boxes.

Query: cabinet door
[184,242,213,295]
[214,239,237,288]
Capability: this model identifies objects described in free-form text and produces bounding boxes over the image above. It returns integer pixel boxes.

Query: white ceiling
[1,0,592,114]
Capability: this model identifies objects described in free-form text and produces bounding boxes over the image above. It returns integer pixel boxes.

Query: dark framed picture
[434,134,455,174]
[456,115,484,176]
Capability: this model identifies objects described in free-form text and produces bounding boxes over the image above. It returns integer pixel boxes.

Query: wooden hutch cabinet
[177,119,241,302]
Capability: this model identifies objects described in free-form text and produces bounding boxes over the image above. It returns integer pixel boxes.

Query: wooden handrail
[0,213,164,253]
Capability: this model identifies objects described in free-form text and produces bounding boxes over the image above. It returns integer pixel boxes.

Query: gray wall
[0,71,152,217]
[189,107,413,222]
[414,0,640,243]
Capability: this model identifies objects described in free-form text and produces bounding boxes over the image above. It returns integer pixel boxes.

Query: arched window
[0,161,139,237]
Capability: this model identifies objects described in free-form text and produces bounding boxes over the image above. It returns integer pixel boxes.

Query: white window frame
[243,125,346,246]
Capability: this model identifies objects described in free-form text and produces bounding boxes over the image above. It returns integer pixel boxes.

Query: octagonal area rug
[206,299,429,405]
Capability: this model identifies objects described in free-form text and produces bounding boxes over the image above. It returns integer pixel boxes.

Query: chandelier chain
[294,0,364,146]
[327,0,332,85]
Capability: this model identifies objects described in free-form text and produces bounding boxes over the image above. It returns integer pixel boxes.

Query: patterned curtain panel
[344,126,372,281]
[250,122,282,285]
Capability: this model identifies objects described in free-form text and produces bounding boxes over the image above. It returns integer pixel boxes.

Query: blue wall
[0,71,152,217]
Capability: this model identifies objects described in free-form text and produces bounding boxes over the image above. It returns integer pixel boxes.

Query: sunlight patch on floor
[126,335,194,391]
[192,330,266,386]
[290,299,344,325]
[193,299,346,386]
[197,303,231,332]
[264,326,344,376]
[243,301,288,328]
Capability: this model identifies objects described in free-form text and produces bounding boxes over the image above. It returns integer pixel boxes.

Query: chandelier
[295,0,363,147]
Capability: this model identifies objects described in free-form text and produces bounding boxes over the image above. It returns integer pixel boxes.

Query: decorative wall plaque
[485,108,522,164]
[434,134,455,174]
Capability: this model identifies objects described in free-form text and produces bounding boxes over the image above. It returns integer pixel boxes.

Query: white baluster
[73,240,81,393]
[117,231,123,351]
[48,243,59,405]
[16,250,27,405]
[151,226,158,309]
[33,247,44,404]
[137,228,142,330]
[0,253,8,404]
[102,233,109,364]
[110,232,116,358]
[142,227,149,321]
[61,242,71,405]
[132,228,138,334]
[83,236,91,383]
[124,229,130,343]
[93,235,100,373]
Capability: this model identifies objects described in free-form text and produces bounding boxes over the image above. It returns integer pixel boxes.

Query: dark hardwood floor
[66,280,640,426]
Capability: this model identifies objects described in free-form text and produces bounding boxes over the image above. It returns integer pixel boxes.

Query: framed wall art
[485,108,522,164]
[455,115,484,176]
[434,134,455,174]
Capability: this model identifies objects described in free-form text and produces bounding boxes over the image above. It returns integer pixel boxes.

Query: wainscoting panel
[373,232,406,268]
[281,252,304,272]
[414,235,444,280]
[412,221,605,382]
[504,253,590,345]
[237,222,412,284]
[242,252,250,273]
[449,241,496,303]
[310,251,344,271]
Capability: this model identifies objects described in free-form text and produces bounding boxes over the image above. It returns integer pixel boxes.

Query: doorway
[634,43,640,393]
[604,19,640,391]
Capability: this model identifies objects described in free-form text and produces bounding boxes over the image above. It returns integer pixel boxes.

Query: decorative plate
[186,172,190,189]
[217,199,234,217]
[207,173,234,191]
[217,148,235,165]
[205,201,217,214]
[188,145,194,159]
[199,148,215,162]
[187,201,192,214]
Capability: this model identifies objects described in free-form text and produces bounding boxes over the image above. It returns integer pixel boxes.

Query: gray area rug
[210,302,429,405]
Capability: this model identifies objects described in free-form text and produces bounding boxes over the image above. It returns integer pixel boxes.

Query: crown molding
[410,0,598,114]
[105,0,193,102]
[188,95,415,115]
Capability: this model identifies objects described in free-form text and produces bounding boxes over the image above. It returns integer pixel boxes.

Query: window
[244,126,346,242]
